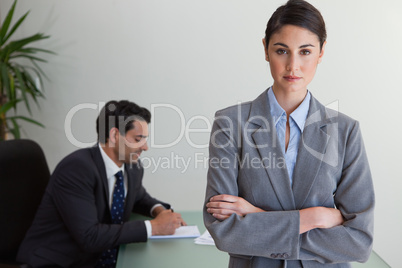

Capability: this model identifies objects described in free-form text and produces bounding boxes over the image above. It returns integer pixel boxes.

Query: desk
[116,211,389,268]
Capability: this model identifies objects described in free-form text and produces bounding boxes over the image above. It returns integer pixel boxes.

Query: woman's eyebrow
[273,42,288,48]
[273,42,315,48]
[299,44,315,48]
[135,135,148,139]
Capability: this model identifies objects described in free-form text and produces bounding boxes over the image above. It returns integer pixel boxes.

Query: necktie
[96,171,125,267]
[110,171,125,224]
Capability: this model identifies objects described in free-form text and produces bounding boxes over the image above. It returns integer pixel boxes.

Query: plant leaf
[0,62,11,98]
[0,0,17,46]
[17,47,56,55]
[0,99,21,114]
[3,11,30,45]
[14,66,31,114]
[2,33,50,58]
[7,115,44,128]
[22,67,42,97]
[8,72,15,103]
[9,54,48,62]
[0,0,52,135]
[7,117,21,139]
[30,60,48,80]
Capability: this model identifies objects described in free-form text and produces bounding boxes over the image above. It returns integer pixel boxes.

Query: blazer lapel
[124,165,134,220]
[249,90,296,211]
[123,163,141,220]
[292,96,332,209]
[92,145,110,204]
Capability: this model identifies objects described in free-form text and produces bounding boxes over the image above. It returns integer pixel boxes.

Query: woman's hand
[299,207,344,234]
[206,194,265,220]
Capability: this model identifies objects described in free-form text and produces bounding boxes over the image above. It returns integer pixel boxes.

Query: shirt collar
[268,87,286,125]
[290,91,310,132]
[98,144,125,179]
[267,87,311,132]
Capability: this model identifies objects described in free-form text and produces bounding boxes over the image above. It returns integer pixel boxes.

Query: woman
[203,0,374,267]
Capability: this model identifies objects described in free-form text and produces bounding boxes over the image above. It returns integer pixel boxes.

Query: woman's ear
[318,41,327,64]
[262,38,269,62]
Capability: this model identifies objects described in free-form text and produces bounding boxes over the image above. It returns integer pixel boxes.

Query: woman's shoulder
[310,95,359,126]
[214,101,252,118]
[214,89,270,118]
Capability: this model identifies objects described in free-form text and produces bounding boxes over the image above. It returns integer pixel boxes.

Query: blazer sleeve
[204,111,301,259]
[298,121,375,263]
[129,162,171,217]
[50,155,149,253]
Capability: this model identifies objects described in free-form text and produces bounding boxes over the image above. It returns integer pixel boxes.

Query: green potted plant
[0,0,54,141]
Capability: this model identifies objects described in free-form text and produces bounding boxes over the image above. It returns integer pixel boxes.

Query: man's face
[116,120,149,164]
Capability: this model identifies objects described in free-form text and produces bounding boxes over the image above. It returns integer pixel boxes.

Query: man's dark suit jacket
[16,146,169,267]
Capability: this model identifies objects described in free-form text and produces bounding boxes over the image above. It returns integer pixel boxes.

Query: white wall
[1,0,401,266]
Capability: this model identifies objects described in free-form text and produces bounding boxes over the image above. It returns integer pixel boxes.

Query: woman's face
[264,24,326,96]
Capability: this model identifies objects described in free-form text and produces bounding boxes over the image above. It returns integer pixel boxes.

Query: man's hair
[96,100,151,143]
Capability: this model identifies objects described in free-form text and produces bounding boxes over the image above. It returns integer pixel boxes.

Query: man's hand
[150,209,187,235]
[206,194,265,220]
[151,205,167,217]
[299,207,344,234]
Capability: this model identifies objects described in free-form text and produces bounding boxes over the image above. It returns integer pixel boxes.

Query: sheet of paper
[194,230,215,246]
[150,225,200,239]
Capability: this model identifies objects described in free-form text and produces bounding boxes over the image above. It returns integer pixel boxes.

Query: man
[17,100,186,267]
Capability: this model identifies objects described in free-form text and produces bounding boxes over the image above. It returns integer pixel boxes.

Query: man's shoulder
[64,146,97,162]
[54,146,100,173]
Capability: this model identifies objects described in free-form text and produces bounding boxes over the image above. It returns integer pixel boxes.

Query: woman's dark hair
[96,100,151,143]
[264,0,326,50]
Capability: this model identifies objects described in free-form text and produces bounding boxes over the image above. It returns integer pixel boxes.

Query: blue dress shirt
[267,87,311,186]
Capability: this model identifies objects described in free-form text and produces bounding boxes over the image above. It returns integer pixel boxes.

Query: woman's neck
[272,86,307,116]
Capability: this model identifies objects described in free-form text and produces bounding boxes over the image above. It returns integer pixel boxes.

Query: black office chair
[0,139,50,267]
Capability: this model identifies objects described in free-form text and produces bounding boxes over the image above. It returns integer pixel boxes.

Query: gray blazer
[204,89,375,268]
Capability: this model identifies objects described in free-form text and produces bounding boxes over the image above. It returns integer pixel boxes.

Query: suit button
[283,253,289,258]
[270,253,277,258]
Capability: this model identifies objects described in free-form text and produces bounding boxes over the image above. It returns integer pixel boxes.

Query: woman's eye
[276,49,287,55]
[300,50,311,55]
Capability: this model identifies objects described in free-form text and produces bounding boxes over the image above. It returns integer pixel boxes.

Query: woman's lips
[283,75,301,82]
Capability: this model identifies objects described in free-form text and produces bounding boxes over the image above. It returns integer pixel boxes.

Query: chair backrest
[0,139,50,262]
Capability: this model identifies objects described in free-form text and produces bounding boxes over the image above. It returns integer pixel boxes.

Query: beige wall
[1,0,400,266]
